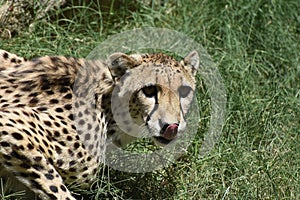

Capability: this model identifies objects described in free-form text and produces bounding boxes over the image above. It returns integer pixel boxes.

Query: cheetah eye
[142,85,158,97]
[178,86,192,98]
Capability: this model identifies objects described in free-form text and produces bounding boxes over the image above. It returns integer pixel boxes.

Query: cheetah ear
[108,52,141,79]
[183,50,199,76]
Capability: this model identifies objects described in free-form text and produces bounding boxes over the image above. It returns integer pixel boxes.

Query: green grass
[1,0,299,199]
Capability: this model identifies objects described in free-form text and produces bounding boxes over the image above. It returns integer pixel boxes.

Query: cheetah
[0,49,199,199]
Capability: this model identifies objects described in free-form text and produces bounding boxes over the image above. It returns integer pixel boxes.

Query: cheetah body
[0,49,199,199]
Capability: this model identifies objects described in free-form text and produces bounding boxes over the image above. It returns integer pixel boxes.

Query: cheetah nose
[161,123,179,140]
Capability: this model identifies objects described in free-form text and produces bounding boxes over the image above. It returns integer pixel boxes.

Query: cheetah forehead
[130,53,179,67]
[127,53,196,84]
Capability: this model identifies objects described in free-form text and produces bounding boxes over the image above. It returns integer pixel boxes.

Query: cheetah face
[109,51,199,146]
[135,82,195,146]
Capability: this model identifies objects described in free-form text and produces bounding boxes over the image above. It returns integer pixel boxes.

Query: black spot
[42,139,49,147]
[31,179,43,190]
[54,115,63,121]
[54,131,60,137]
[27,143,34,150]
[68,114,74,120]
[54,122,61,127]
[45,173,54,180]
[0,141,10,147]
[84,134,91,140]
[59,87,69,93]
[64,104,72,110]
[60,120,67,125]
[49,185,58,193]
[55,107,63,113]
[39,146,45,153]
[88,144,94,151]
[0,86,8,90]
[37,107,48,111]
[60,185,67,192]
[94,134,98,140]
[74,102,79,108]
[55,145,62,154]
[46,90,55,95]
[58,141,66,146]
[78,119,85,125]
[29,172,41,179]
[5,123,14,127]
[12,132,23,140]
[20,163,31,169]
[69,168,76,172]
[69,160,76,166]
[29,98,39,105]
[68,149,74,156]
[48,149,53,156]
[56,159,64,167]
[63,128,69,134]
[85,124,91,131]
[33,156,42,162]
[29,92,39,97]
[44,120,52,127]
[5,89,13,94]
[15,144,24,150]
[2,103,9,108]
[50,99,59,104]
[41,80,51,90]
[77,152,83,158]
[92,167,98,174]
[16,119,24,124]
[66,136,72,141]
[73,142,80,149]
[63,93,72,99]
[21,85,34,92]
[95,125,100,132]
[9,119,16,124]
[83,166,88,171]
[29,122,36,128]
[3,52,8,59]
[49,158,54,165]
[84,109,91,116]
[2,131,8,135]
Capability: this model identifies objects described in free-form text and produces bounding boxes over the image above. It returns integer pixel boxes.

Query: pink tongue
[163,123,178,140]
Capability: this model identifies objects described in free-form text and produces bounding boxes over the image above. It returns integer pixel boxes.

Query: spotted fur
[0,49,199,199]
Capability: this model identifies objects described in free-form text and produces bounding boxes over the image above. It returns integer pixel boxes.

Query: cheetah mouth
[153,123,179,145]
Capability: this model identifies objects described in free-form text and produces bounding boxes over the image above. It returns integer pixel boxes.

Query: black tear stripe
[146,103,159,124]
[145,74,159,124]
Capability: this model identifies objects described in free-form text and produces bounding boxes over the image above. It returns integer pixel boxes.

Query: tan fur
[0,49,199,199]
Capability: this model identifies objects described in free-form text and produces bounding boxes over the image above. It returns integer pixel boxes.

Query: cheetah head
[108,51,199,147]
